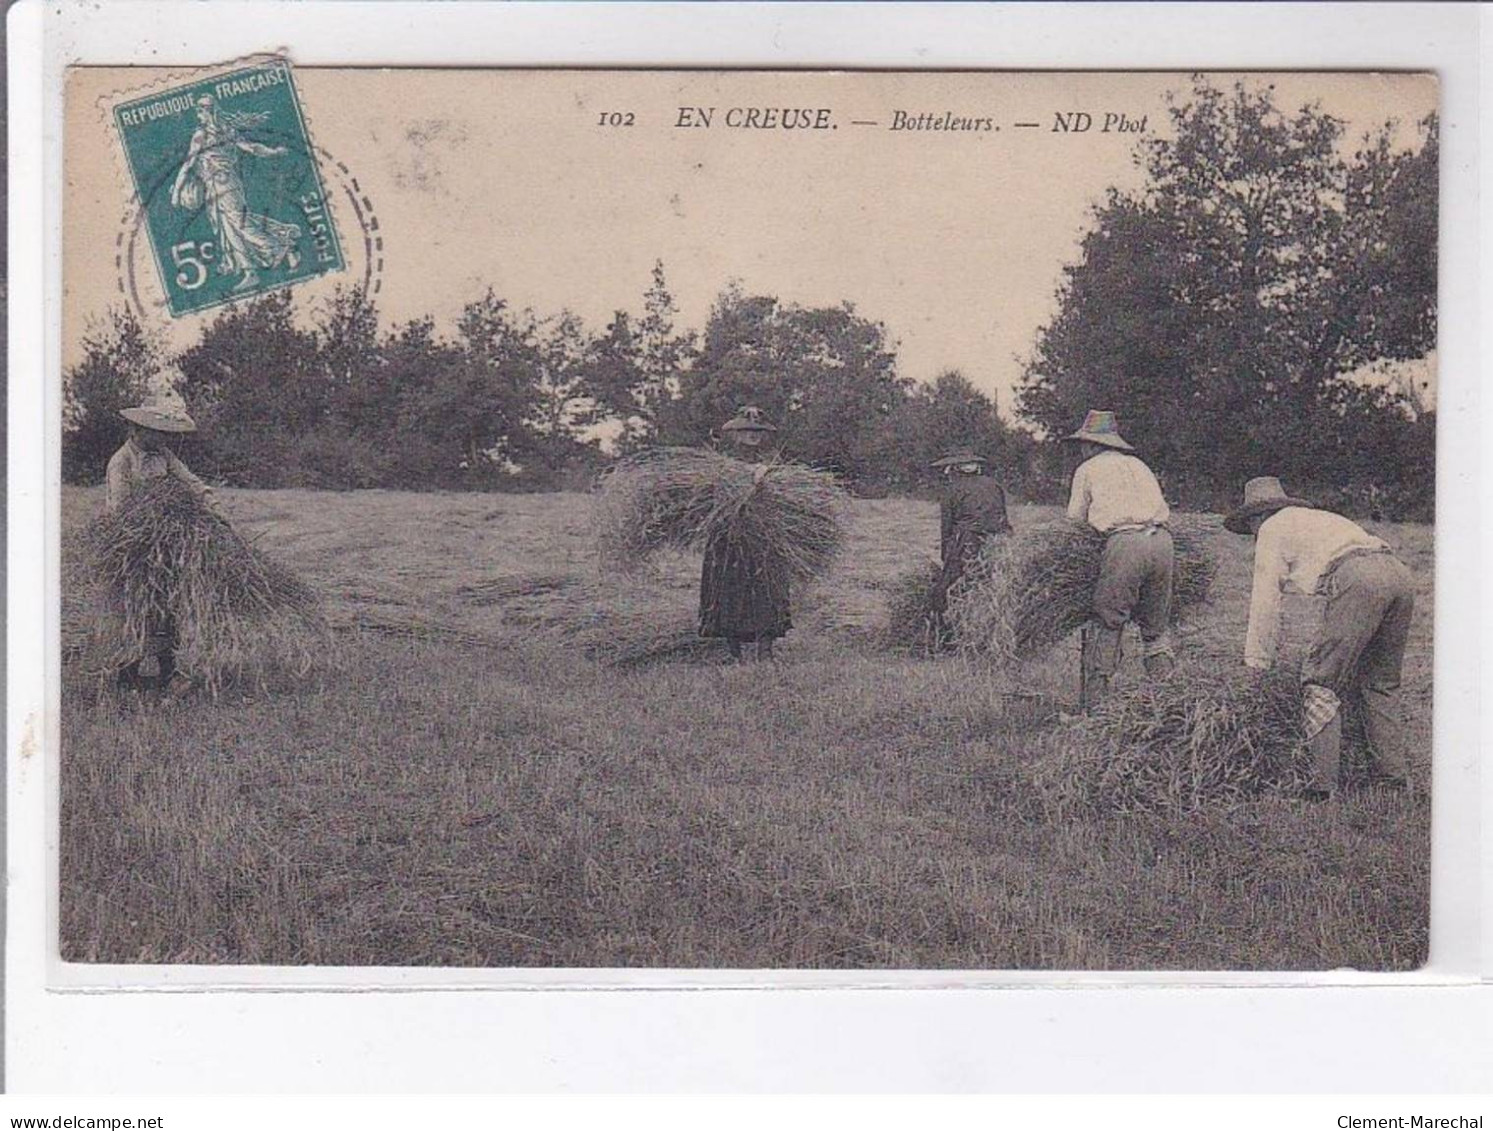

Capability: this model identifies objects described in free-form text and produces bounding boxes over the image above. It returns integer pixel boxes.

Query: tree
[1332,114,1438,371]
[1017,77,1438,513]
[588,261,698,449]
[526,311,604,481]
[377,291,545,487]
[888,370,1036,491]
[175,290,324,484]
[587,309,645,445]
[378,317,476,486]
[315,284,384,434]
[62,307,162,484]
[670,286,912,485]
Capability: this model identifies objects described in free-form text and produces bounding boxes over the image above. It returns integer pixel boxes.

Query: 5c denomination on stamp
[111,59,345,316]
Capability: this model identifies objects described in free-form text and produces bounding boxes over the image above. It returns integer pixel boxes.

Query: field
[59,488,1433,969]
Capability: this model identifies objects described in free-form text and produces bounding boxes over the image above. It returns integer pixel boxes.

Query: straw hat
[930,449,986,470]
[721,406,778,434]
[1223,477,1316,535]
[120,395,197,434]
[1063,409,1134,452]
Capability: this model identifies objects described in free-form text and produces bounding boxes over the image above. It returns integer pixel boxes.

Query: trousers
[1301,551,1415,790]
[1081,527,1175,705]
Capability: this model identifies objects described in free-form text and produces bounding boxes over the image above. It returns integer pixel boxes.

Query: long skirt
[699,534,792,642]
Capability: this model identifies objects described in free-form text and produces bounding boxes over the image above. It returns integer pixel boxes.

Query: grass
[59,487,1433,969]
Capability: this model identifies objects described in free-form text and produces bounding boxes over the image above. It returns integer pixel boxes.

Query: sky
[65,68,1438,413]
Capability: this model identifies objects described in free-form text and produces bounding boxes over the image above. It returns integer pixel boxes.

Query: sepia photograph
[57,64,1438,971]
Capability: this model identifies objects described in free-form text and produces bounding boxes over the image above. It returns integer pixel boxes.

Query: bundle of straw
[65,477,330,695]
[1031,665,1367,815]
[556,605,715,667]
[944,517,1217,666]
[883,560,944,654]
[594,447,849,579]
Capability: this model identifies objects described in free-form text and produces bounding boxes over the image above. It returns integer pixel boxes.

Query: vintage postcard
[59,65,1437,972]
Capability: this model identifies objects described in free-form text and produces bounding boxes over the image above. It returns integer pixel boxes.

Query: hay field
[59,487,1433,969]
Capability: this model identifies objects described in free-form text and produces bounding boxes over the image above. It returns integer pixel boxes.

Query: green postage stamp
[112,60,345,316]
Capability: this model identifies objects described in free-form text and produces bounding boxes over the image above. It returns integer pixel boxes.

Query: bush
[287,430,396,490]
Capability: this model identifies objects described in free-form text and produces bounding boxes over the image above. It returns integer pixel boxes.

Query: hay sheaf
[1031,665,1368,816]
[883,560,943,654]
[594,447,850,580]
[488,571,715,668]
[944,517,1217,666]
[63,477,331,695]
[554,603,713,667]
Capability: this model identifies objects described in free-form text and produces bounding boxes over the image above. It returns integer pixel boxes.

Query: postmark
[110,59,346,316]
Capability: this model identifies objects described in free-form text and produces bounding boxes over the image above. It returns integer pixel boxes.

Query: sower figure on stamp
[699,407,793,662]
[172,94,302,294]
[1226,477,1416,800]
[1063,410,1176,709]
[106,395,217,700]
[928,449,1012,646]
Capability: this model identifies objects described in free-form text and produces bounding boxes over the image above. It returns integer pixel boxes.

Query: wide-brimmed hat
[1223,476,1316,534]
[721,406,778,434]
[1063,409,1134,452]
[930,449,987,470]
[120,397,197,434]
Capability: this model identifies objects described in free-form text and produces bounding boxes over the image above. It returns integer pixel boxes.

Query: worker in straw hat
[1226,477,1415,800]
[107,394,216,514]
[699,406,792,661]
[106,393,217,698]
[1063,410,1176,708]
[928,448,1012,645]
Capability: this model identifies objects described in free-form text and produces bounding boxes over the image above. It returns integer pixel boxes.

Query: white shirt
[105,437,214,514]
[1066,450,1170,533]
[1243,506,1387,668]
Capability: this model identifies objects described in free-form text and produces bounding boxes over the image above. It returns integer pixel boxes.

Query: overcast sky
[66,68,1437,412]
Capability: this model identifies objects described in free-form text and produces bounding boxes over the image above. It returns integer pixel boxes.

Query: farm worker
[106,398,216,514]
[1063,409,1176,708]
[1225,476,1414,799]
[699,406,792,662]
[105,395,216,699]
[928,448,1012,643]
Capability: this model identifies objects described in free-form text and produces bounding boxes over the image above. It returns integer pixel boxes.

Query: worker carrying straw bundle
[1225,476,1416,801]
[75,393,326,700]
[594,408,848,664]
[700,406,793,660]
[104,395,218,699]
[928,448,1011,647]
[1062,409,1177,709]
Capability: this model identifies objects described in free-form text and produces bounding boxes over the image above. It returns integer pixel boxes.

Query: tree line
[64,78,1437,519]
[63,268,1037,497]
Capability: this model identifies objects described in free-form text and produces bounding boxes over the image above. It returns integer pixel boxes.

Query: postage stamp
[111,59,345,316]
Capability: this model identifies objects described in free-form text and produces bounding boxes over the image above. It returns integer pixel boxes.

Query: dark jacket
[699,531,792,641]
[932,473,1011,613]
[940,474,1012,564]
[698,446,793,642]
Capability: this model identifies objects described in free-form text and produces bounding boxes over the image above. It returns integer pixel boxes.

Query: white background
[8,0,1489,1092]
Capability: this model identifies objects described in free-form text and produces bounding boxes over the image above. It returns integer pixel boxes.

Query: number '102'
[598,111,635,127]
